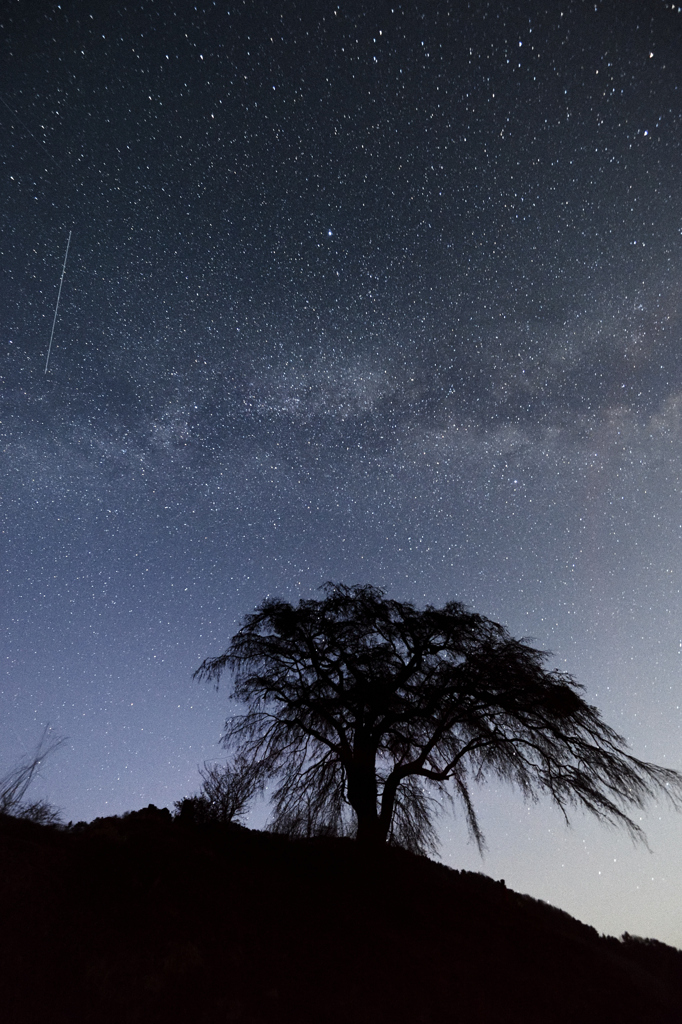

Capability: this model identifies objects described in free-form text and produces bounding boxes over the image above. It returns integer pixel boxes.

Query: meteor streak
[44,230,71,374]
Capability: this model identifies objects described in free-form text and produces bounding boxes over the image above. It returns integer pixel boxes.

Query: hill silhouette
[1,806,681,1023]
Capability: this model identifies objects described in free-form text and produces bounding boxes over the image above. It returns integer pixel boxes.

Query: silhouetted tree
[195,583,682,854]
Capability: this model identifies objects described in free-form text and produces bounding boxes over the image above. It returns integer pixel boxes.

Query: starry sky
[3,0,682,945]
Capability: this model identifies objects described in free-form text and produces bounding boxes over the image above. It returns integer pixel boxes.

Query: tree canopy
[195,583,682,854]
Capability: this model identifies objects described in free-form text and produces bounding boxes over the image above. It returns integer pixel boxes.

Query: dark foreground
[1,807,681,1023]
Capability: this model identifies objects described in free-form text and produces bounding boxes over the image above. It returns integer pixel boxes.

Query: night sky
[3,0,682,946]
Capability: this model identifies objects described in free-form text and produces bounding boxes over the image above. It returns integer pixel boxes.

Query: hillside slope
[1,806,680,1023]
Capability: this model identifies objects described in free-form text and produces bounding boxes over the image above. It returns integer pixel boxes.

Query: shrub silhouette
[174,755,263,825]
[0,726,64,825]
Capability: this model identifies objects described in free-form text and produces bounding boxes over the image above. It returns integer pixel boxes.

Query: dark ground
[1,806,681,1023]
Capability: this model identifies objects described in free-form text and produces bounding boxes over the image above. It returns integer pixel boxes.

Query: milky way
[3,0,682,945]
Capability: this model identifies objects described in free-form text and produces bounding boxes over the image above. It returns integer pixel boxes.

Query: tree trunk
[346,762,383,847]
[377,771,401,844]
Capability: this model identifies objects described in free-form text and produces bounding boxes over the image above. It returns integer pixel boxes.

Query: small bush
[175,755,264,825]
